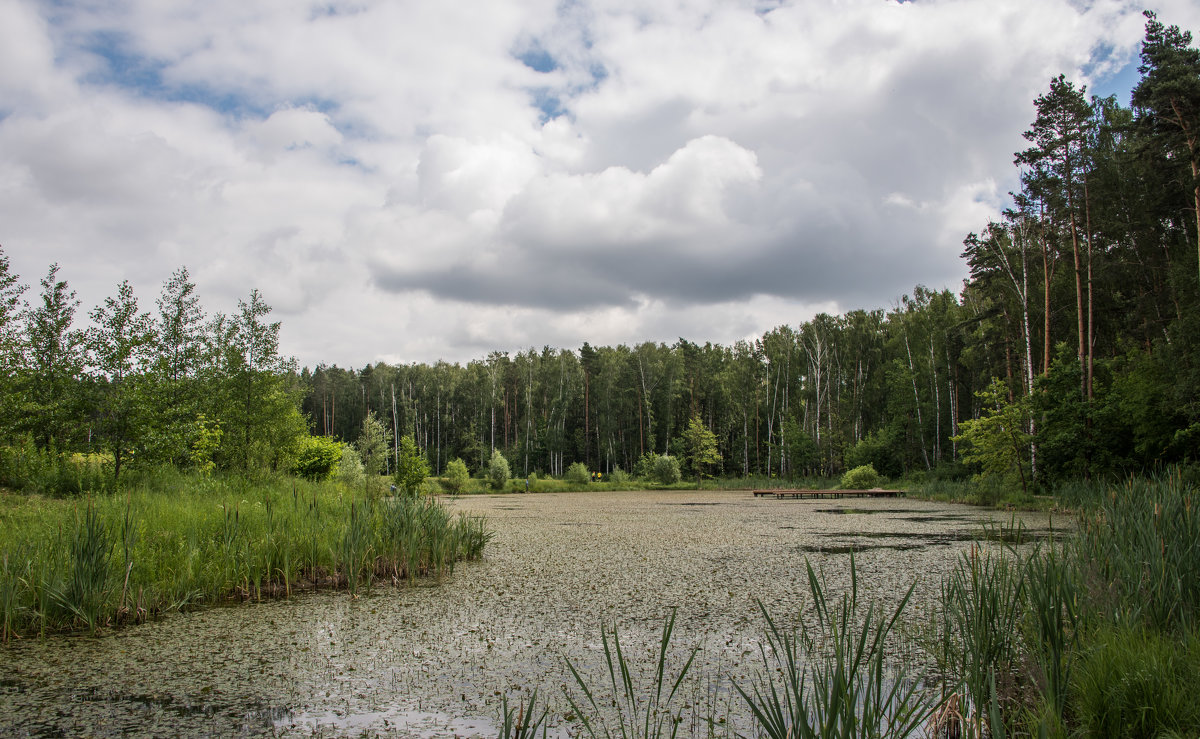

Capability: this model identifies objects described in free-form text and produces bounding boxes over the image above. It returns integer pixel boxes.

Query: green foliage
[88,280,156,482]
[1075,474,1200,632]
[735,561,938,739]
[565,461,590,484]
[20,264,86,450]
[783,417,819,477]
[839,464,880,489]
[335,445,364,486]
[608,467,630,485]
[650,454,681,485]
[954,378,1032,493]
[355,411,392,477]
[845,430,904,479]
[394,435,430,495]
[0,436,111,496]
[442,458,469,494]
[0,246,26,444]
[488,449,510,490]
[679,415,721,484]
[499,690,548,739]
[292,436,343,481]
[1070,625,1200,739]
[935,544,1027,735]
[563,610,698,739]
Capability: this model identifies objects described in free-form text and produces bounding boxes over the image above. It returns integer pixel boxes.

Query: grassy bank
[0,470,491,640]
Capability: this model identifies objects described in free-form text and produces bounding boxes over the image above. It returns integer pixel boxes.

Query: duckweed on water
[1,491,1056,737]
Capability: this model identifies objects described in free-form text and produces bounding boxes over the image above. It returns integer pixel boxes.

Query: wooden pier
[752,488,906,499]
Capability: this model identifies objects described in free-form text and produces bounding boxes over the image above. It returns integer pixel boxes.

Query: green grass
[0,468,491,640]
[1069,625,1200,738]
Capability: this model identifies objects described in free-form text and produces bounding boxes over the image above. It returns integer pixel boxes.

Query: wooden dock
[752,488,906,499]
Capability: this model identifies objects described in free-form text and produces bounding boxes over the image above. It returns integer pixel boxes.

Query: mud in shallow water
[0,491,1062,737]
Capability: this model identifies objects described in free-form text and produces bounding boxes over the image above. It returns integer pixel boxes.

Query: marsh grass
[1074,473,1200,632]
[1069,624,1200,738]
[0,469,490,636]
[0,436,114,496]
[499,690,550,739]
[735,558,938,739]
[564,609,699,739]
[934,543,1026,735]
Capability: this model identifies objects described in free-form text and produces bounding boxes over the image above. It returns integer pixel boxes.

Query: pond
[0,490,1064,737]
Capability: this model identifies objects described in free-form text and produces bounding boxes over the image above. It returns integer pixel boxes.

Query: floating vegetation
[0,490,1058,737]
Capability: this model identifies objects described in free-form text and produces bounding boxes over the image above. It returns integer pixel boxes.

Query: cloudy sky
[2,0,1197,368]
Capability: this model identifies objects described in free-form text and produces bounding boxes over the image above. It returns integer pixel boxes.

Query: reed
[934,543,1026,735]
[563,608,699,739]
[499,690,549,739]
[735,557,938,739]
[0,469,491,637]
[1073,473,1200,632]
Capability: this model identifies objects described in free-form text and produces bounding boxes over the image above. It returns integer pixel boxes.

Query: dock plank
[751,489,906,500]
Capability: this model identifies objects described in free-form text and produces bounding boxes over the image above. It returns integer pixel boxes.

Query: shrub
[840,464,880,489]
[634,452,657,480]
[442,458,469,494]
[292,436,343,481]
[565,462,590,484]
[488,450,510,490]
[651,454,681,485]
[394,435,430,495]
[336,445,364,486]
[608,468,630,485]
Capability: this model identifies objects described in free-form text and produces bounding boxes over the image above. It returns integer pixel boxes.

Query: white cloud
[2,0,1195,365]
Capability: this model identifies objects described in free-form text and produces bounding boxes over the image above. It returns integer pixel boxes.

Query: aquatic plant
[735,558,939,739]
[934,543,1026,735]
[499,690,549,739]
[0,469,492,637]
[564,608,698,739]
[1074,473,1200,632]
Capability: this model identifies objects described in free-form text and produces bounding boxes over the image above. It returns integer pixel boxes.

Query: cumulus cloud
[3,0,1199,365]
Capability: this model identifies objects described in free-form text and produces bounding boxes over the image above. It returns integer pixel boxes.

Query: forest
[1,12,1197,495]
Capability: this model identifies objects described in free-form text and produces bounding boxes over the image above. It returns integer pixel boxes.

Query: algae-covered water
[0,491,1062,737]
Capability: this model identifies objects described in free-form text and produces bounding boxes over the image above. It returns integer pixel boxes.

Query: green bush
[633,452,657,480]
[488,450,510,490]
[292,436,343,481]
[651,454,681,485]
[335,445,364,486]
[442,458,469,494]
[608,468,630,485]
[393,435,430,495]
[565,462,590,484]
[840,464,880,489]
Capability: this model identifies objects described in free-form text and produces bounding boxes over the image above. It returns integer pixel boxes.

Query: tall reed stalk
[564,609,699,739]
[736,558,938,739]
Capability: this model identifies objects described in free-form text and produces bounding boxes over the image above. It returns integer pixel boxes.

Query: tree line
[1,13,1197,491]
[0,257,303,483]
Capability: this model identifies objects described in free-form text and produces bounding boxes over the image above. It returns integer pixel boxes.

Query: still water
[0,490,1062,737]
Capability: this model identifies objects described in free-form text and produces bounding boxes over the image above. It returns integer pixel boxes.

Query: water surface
[0,490,1062,737]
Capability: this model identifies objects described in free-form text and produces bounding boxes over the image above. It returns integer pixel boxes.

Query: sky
[3,0,1198,369]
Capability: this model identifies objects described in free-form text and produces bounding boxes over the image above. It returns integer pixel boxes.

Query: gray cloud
[3,0,1199,366]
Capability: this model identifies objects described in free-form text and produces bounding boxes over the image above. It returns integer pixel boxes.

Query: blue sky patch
[518,47,558,74]
[80,30,273,118]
